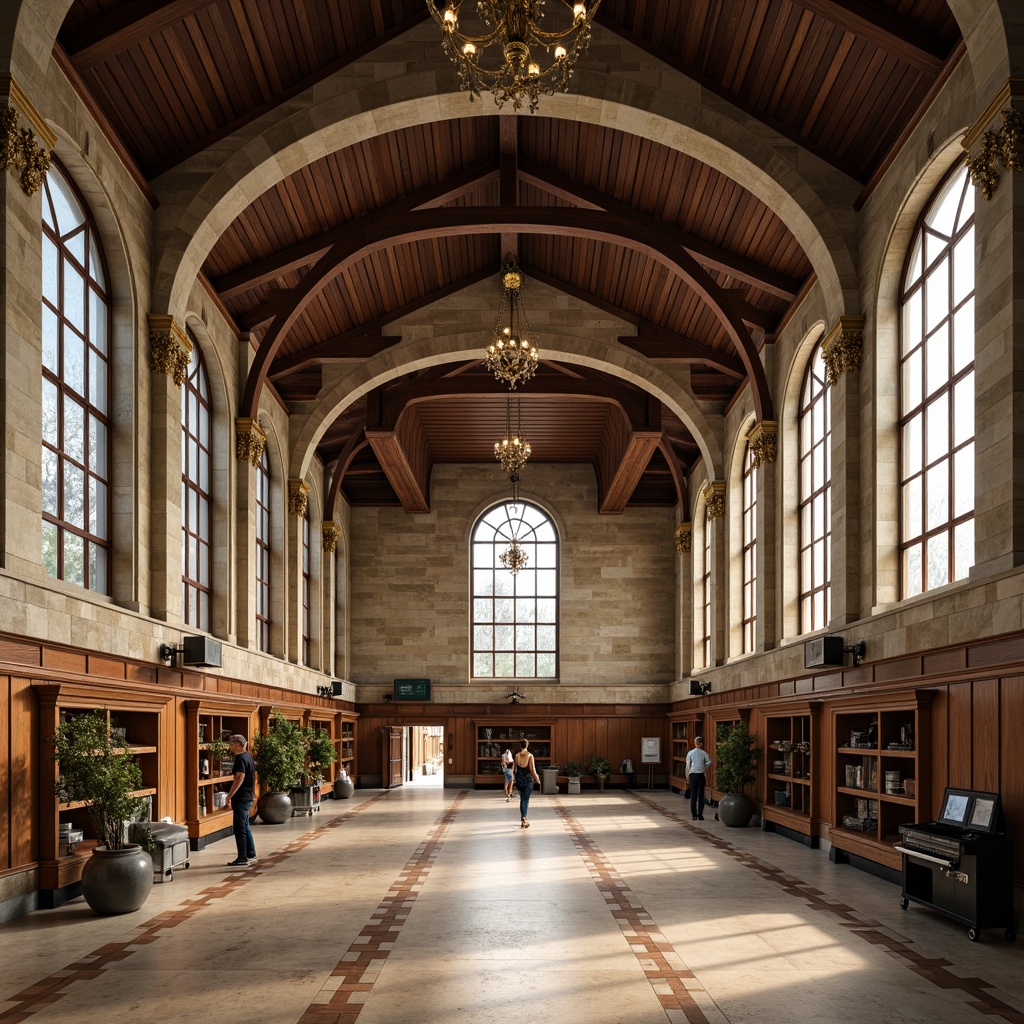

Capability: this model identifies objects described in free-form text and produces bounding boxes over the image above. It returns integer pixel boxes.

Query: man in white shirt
[685,736,712,821]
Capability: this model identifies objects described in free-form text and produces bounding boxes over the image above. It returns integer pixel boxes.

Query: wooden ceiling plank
[66,0,218,69]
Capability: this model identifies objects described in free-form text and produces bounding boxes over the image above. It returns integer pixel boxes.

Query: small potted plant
[713,723,763,827]
[51,709,154,915]
[562,760,583,794]
[251,712,307,823]
[588,755,612,791]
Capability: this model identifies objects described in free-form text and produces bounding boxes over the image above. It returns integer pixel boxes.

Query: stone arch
[151,31,860,336]
[873,135,969,611]
[944,0,1019,93]
[286,329,724,487]
[0,1,74,100]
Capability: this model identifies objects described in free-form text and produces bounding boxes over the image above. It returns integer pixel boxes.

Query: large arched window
[900,167,975,597]
[181,339,211,630]
[302,510,311,665]
[742,443,758,654]
[255,448,271,653]
[799,343,832,631]
[698,508,712,668]
[41,164,111,591]
[471,500,557,678]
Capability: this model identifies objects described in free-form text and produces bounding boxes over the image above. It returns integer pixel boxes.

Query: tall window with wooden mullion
[181,341,211,630]
[40,163,111,592]
[255,448,271,653]
[899,166,975,597]
[798,342,832,632]
[700,511,712,668]
[741,442,758,654]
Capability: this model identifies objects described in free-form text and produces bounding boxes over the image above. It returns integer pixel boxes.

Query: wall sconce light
[506,690,526,704]
[804,635,866,668]
[383,693,393,702]
[688,680,711,696]
[159,635,222,667]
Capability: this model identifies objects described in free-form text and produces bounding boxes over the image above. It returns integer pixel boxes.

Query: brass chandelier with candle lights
[484,259,539,389]
[494,395,531,473]
[428,1,602,113]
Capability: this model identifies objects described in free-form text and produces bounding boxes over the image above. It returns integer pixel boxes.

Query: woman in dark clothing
[513,738,542,828]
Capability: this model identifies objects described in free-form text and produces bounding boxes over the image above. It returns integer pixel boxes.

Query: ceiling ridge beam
[365,418,431,514]
[519,160,802,301]
[598,430,663,514]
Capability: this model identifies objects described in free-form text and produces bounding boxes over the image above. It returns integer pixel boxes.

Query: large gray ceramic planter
[333,773,355,799]
[257,791,293,823]
[718,792,756,827]
[81,845,153,915]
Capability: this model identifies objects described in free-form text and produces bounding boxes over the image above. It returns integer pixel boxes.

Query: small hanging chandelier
[428,1,602,113]
[494,394,532,473]
[484,259,539,389]
[499,473,529,575]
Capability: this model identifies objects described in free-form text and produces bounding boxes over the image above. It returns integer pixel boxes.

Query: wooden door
[381,726,403,788]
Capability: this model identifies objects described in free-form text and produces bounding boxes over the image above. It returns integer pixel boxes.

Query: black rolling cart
[894,787,1016,942]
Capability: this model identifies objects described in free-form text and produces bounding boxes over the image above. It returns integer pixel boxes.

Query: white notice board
[641,737,661,764]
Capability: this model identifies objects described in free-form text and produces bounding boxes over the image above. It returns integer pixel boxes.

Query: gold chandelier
[499,473,529,574]
[494,395,532,473]
[428,1,602,113]
[484,260,539,389]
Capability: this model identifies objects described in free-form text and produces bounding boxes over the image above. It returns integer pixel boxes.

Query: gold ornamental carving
[821,316,864,387]
[322,522,341,554]
[748,420,778,469]
[148,314,191,386]
[235,417,267,467]
[963,82,1024,200]
[0,78,56,197]
[703,482,725,521]
[288,479,311,517]
[674,522,692,555]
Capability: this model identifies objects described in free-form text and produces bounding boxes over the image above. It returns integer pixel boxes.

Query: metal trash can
[541,766,559,794]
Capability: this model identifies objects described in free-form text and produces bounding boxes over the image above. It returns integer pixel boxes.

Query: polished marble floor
[1,781,1021,1024]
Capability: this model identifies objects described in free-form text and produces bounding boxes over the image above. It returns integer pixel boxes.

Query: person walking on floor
[685,735,712,821]
[513,739,542,828]
[502,747,514,801]
[225,733,257,866]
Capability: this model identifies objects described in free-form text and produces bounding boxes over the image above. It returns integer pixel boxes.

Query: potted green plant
[251,712,307,823]
[51,709,154,915]
[713,723,763,827]
[562,760,583,794]
[588,755,612,791]
[305,729,337,786]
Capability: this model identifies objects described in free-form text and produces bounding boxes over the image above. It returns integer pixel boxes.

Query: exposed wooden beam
[519,160,802,301]
[270,329,403,380]
[365,418,431,514]
[64,0,216,69]
[791,0,948,74]
[215,165,499,301]
[599,431,663,514]
[658,436,689,516]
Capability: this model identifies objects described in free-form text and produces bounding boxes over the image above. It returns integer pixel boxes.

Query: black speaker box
[804,635,844,668]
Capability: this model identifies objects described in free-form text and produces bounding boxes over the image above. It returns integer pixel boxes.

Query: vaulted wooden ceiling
[55,0,963,513]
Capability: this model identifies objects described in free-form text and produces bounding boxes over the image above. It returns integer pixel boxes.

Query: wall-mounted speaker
[804,635,844,668]
[181,635,222,667]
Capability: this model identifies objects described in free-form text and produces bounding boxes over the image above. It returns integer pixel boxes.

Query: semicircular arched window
[181,339,211,630]
[471,500,558,679]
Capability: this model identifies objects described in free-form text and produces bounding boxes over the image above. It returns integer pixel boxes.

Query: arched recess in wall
[690,480,712,674]
[301,473,324,672]
[332,518,350,681]
[726,414,758,661]
[777,321,828,642]
[873,135,968,612]
[259,416,288,660]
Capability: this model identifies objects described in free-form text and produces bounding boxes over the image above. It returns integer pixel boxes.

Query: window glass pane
[89,236,106,290]
[902,477,921,540]
[925,461,949,531]
[42,380,59,446]
[516,598,536,622]
[63,531,84,586]
[474,625,493,649]
[50,172,84,235]
[924,259,949,333]
[902,348,922,412]
[91,542,108,593]
[926,534,948,591]
[63,264,86,334]
[495,624,514,649]
[952,228,974,307]
[42,236,59,305]
[89,348,107,413]
[473,569,493,595]
[903,415,922,477]
[537,625,556,650]
[42,448,58,515]
[925,323,948,398]
[89,416,107,477]
[495,652,515,677]
[474,653,492,676]
[494,572,514,597]
[927,174,961,236]
[42,306,59,372]
[64,329,86,397]
[515,625,535,650]
[536,653,556,677]
[954,520,974,581]
[515,653,535,677]
[89,476,107,538]
[535,544,556,568]
[536,569,557,595]
[537,598,555,622]
[63,462,84,527]
[905,233,922,288]
[66,227,85,266]
[495,598,514,622]
[925,394,948,465]
[952,375,974,449]
[904,543,922,598]
[42,521,58,577]
[473,598,491,622]
[952,299,974,375]
[954,444,974,519]
[902,290,922,352]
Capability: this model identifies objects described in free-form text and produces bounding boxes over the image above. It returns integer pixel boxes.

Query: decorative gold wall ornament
[703,482,725,521]
[322,522,341,555]
[148,314,192,386]
[821,316,865,386]
[964,98,1024,200]
[748,420,778,469]
[0,78,56,197]
[235,417,267,466]
[484,259,539,389]
[674,523,692,555]
[428,0,602,113]
[288,479,311,517]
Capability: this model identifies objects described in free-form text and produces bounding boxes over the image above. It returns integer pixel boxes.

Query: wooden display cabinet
[306,713,336,797]
[474,721,552,783]
[829,691,933,870]
[36,681,173,906]
[336,714,357,782]
[185,699,259,850]
[667,713,703,791]
[761,704,821,844]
